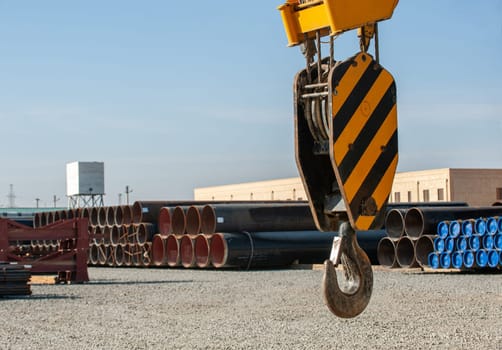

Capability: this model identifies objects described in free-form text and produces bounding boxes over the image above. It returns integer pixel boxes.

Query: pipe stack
[0,263,32,296]
[378,205,502,270]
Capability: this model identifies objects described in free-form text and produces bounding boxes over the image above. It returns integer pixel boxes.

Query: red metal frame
[0,218,89,283]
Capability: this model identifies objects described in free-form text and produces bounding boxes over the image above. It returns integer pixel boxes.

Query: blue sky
[0,1,501,207]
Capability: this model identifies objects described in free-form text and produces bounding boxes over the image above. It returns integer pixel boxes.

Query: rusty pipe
[151,234,167,266]
[384,209,406,238]
[186,206,203,235]
[114,244,126,267]
[97,207,107,226]
[90,207,99,226]
[89,243,99,265]
[106,206,117,226]
[136,223,155,244]
[180,235,197,268]
[158,207,173,235]
[166,234,182,267]
[110,225,121,245]
[171,206,187,235]
[115,205,133,226]
[194,234,213,268]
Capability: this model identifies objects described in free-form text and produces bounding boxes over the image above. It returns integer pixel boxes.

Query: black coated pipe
[396,236,419,268]
[385,209,407,238]
[201,203,316,235]
[132,200,309,224]
[209,230,385,269]
[404,206,502,238]
[377,237,398,268]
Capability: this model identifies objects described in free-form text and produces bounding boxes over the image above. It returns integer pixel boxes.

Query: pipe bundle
[378,205,502,270]
[0,263,32,296]
[428,217,502,270]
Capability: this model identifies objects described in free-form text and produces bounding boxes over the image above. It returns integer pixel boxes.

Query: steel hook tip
[322,222,373,318]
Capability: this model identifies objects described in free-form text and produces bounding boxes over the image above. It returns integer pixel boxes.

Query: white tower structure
[66,161,105,208]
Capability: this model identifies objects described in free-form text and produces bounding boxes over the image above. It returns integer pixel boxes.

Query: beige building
[194,168,502,207]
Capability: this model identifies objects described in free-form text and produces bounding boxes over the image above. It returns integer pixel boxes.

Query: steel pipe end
[209,233,227,268]
[158,207,172,235]
[171,206,187,235]
[396,236,418,268]
[180,235,196,268]
[384,209,405,238]
[376,237,397,268]
[89,207,99,226]
[106,206,116,226]
[97,207,107,226]
[404,208,425,238]
[151,234,167,266]
[201,205,216,235]
[415,235,434,267]
[131,202,143,224]
[186,206,202,235]
[195,234,212,268]
[114,244,125,267]
[166,234,181,267]
[110,225,121,245]
[89,243,99,265]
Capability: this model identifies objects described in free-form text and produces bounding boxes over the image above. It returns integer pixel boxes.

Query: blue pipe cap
[463,251,475,268]
[434,237,445,252]
[498,217,502,234]
[476,250,488,268]
[494,234,502,250]
[440,252,451,269]
[437,221,449,239]
[445,237,455,253]
[475,218,486,235]
[461,220,473,237]
[486,217,498,234]
[428,253,440,269]
[449,221,461,238]
[482,234,494,250]
[456,237,467,252]
[469,235,481,251]
[487,250,499,268]
[451,251,463,269]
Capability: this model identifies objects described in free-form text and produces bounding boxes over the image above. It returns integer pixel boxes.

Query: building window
[438,188,444,201]
[250,193,253,200]
[230,195,233,200]
[423,189,430,202]
[394,192,400,203]
[407,191,412,202]
[293,188,296,200]
[271,191,274,200]
[497,188,502,200]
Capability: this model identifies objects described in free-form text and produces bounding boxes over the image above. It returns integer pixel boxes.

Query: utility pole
[53,195,60,208]
[35,198,40,208]
[7,184,16,208]
[125,186,132,205]
[118,193,122,205]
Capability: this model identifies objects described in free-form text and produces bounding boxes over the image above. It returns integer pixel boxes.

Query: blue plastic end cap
[498,217,502,233]
[483,235,494,250]
[475,218,486,235]
[456,237,467,252]
[440,252,451,269]
[476,250,488,267]
[494,234,502,250]
[463,251,475,268]
[487,217,498,234]
[434,237,445,252]
[487,250,499,268]
[469,235,481,251]
[428,253,440,269]
[451,252,463,269]
[437,221,449,238]
[449,221,461,238]
[462,220,473,237]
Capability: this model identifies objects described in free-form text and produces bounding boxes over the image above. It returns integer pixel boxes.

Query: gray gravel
[0,267,501,350]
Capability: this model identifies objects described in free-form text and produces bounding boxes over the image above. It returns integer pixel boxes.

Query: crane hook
[322,221,373,318]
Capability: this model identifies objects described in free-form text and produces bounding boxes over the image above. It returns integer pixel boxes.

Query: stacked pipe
[378,204,502,270]
[428,217,502,270]
[0,263,32,296]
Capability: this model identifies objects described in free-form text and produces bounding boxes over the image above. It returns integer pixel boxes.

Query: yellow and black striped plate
[329,52,398,230]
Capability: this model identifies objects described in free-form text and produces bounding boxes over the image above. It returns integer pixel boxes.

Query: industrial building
[194,168,502,207]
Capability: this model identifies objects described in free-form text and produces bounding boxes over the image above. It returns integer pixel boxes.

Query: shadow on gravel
[86,279,195,286]
[1,294,81,300]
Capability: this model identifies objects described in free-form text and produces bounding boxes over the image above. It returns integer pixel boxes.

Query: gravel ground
[0,267,501,350]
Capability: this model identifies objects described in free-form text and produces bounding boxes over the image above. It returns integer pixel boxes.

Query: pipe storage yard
[1,200,501,349]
